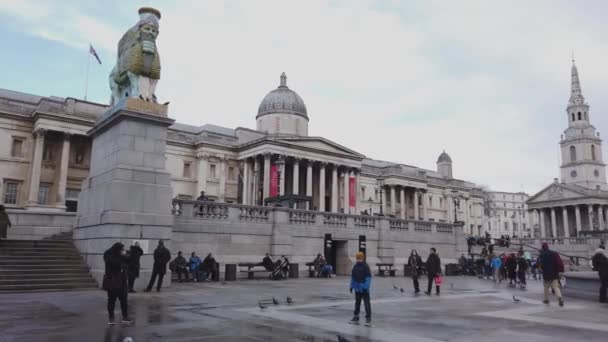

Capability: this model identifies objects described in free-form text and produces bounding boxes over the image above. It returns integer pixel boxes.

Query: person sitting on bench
[262,253,274,271]
[173,251,189,282]
[199,253,217,281]
[189,252,202,282]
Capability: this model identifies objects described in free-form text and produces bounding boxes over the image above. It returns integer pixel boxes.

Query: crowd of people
[170,251,218,283]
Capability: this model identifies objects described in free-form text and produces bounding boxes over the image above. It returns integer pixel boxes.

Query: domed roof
[437,150,452,163]
[257,73,308,119]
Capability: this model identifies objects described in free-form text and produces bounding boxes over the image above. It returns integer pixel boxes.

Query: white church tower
[559,60,607,190]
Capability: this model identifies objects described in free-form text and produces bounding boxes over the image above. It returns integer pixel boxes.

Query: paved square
[0,276,606,342]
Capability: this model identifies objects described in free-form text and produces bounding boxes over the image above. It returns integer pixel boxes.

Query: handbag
[434,275,443,286]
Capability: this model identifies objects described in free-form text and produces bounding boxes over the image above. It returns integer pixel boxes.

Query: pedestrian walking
[102,242,133,325]
[591,245,608,303]
[407,250,423,294]
[425,247,441,295]
[491,254,502,283]
[0,205,12,239]
[348,252,372,326]
[538,242,565,306]
[517,251,528,289]
[145,240,171,292]
[506,253,518,286]
[127,242,143,293]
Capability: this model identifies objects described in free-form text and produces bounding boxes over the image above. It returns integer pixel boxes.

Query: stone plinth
[74,98,175,290]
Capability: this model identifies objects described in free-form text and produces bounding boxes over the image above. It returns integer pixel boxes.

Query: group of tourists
[171,251,218,283]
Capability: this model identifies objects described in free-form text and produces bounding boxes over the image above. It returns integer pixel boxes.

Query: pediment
[527,183,588,204]
[275,137,365,158]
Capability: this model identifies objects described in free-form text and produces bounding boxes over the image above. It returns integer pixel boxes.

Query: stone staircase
[0,238,97,293]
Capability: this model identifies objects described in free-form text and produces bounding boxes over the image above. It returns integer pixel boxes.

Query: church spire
[279,72,287,88]
[569,59,585,107]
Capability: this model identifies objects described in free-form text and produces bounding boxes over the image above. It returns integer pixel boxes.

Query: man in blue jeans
[349,252,372,326]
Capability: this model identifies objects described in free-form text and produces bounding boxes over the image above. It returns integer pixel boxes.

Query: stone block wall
[5,210,75,240]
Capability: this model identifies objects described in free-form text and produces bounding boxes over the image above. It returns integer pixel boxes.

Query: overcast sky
[2,0,608,194]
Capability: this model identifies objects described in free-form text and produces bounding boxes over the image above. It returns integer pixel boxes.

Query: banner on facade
[349,176,356,208]
[270,165,279,197]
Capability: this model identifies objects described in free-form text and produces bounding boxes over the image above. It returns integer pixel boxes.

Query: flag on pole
[89,44,102,65]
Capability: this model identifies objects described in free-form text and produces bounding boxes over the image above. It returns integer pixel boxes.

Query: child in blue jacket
[349,252,372,326]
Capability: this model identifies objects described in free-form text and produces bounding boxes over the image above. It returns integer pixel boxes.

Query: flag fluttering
[89,44,102,65]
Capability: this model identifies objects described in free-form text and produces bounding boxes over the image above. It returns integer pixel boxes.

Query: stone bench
[238,263,271,280]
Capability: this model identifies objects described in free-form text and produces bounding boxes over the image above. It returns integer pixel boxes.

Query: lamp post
[378,187,384,216]
[451,190,463,224]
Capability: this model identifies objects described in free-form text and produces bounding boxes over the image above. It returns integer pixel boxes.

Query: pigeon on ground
[400,288,405,293]
[286,296,294,305]
[272,297,280,305]
[337,334,351,342]
[258,301,268,310]
[512,295,521,303]
[393,285,398,290]
[139,95,144,100]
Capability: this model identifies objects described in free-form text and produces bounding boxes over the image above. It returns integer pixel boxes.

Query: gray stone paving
[0,276,606,342]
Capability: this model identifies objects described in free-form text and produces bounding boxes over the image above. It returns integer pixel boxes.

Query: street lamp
[275,157,285,197]
[451,190,463,223]
[378,187,384,216]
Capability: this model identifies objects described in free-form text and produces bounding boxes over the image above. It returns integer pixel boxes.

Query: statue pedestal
[74,98,175,290]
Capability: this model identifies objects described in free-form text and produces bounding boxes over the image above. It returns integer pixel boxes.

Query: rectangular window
[183,162,191,178]
[228,166,235,180]
[11,138,24,157]
[523,223,527,231]
[513,222,518,231]
[43,143,54,161]
[361,186,366,200]
[66,189,80,200]
[37,183,50,205]
[210,164,217,179]
[3,181,19,205]
[375,189,378,201]
[439,198,443,209]
[429,196,433,207]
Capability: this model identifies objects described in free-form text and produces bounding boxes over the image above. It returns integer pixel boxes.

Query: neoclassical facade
[0,74,486,234]
[484,191,530,237]
[527,62,608,237]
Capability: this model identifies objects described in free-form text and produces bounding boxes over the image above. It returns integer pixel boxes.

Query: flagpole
[84,45,91,101]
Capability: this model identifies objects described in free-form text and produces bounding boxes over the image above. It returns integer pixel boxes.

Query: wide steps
[0,239,97,292]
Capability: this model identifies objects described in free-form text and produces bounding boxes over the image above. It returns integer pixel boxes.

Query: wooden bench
[238,262,271,279]
[376,263,395,277]
[305,262,316,277]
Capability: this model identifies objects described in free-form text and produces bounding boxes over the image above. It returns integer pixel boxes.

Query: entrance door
[334,240,351,276]
[324,234,336,274]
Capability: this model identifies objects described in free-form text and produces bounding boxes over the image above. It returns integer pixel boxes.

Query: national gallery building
[0,73,486,235]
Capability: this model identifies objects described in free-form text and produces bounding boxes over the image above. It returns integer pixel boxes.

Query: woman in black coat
[407,250,423,294]
[103,242,133,325]
[127,242,144,292]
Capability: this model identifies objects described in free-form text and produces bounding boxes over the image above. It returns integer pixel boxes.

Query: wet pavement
[0,276,607,342]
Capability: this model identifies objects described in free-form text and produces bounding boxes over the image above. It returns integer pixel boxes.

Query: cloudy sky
[1,0,608,194]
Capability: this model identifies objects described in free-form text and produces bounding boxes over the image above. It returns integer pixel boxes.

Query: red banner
[270,165,279,197]
[349,176,356,208]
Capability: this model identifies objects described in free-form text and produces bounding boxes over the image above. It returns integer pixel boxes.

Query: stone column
[56,133,71,207]
[331,165,338,213]
[354,170,360,214]
[562,206,570,238]
[306,161,313,210]
[599,205,605,231]
[421,192,428,221]
[293,158,300,196]
[574,205,582,236]
[242,158,250,205]
[343,170,350,214]
[539,209,546,237]
[219,156,227,202]
[319,163,326,212]
[413,189,419,220]
[550,207,557,237]
[263,153,271,204]
[381,187,387,215]
[390,185,396,216]
[196,153,209,196]
[399,188,406,220]
[253,157,260,205]
[588,204,594,231]
[27,129,46,205]
[279,156,286,196]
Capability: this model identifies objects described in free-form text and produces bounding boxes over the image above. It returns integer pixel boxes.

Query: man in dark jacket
[517,251,529,289]
[127,242,143,293]
[103,242,133,324]
[591,246,608,303]
[506,253,518,286]
[173,251,189,282]
[261,253,273,271]
[538,242,564,306]
[349,252,372,326]
[145,240,171,292]
[425,247,441,295]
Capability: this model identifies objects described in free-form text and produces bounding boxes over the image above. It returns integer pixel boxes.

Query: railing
[436,224,453,234]
[289,211,315,224]
[389,219,408,230]
[414,222,432,232]
[171,199,457,234]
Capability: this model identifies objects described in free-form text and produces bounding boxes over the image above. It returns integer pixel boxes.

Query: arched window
[591,145,596,161]
[571,113,575,121]
[570,146,577,162]
[578,112,582,120]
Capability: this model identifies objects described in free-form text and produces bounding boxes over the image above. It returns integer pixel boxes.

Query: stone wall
[5,209,75,240]
[171,200,467,276]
